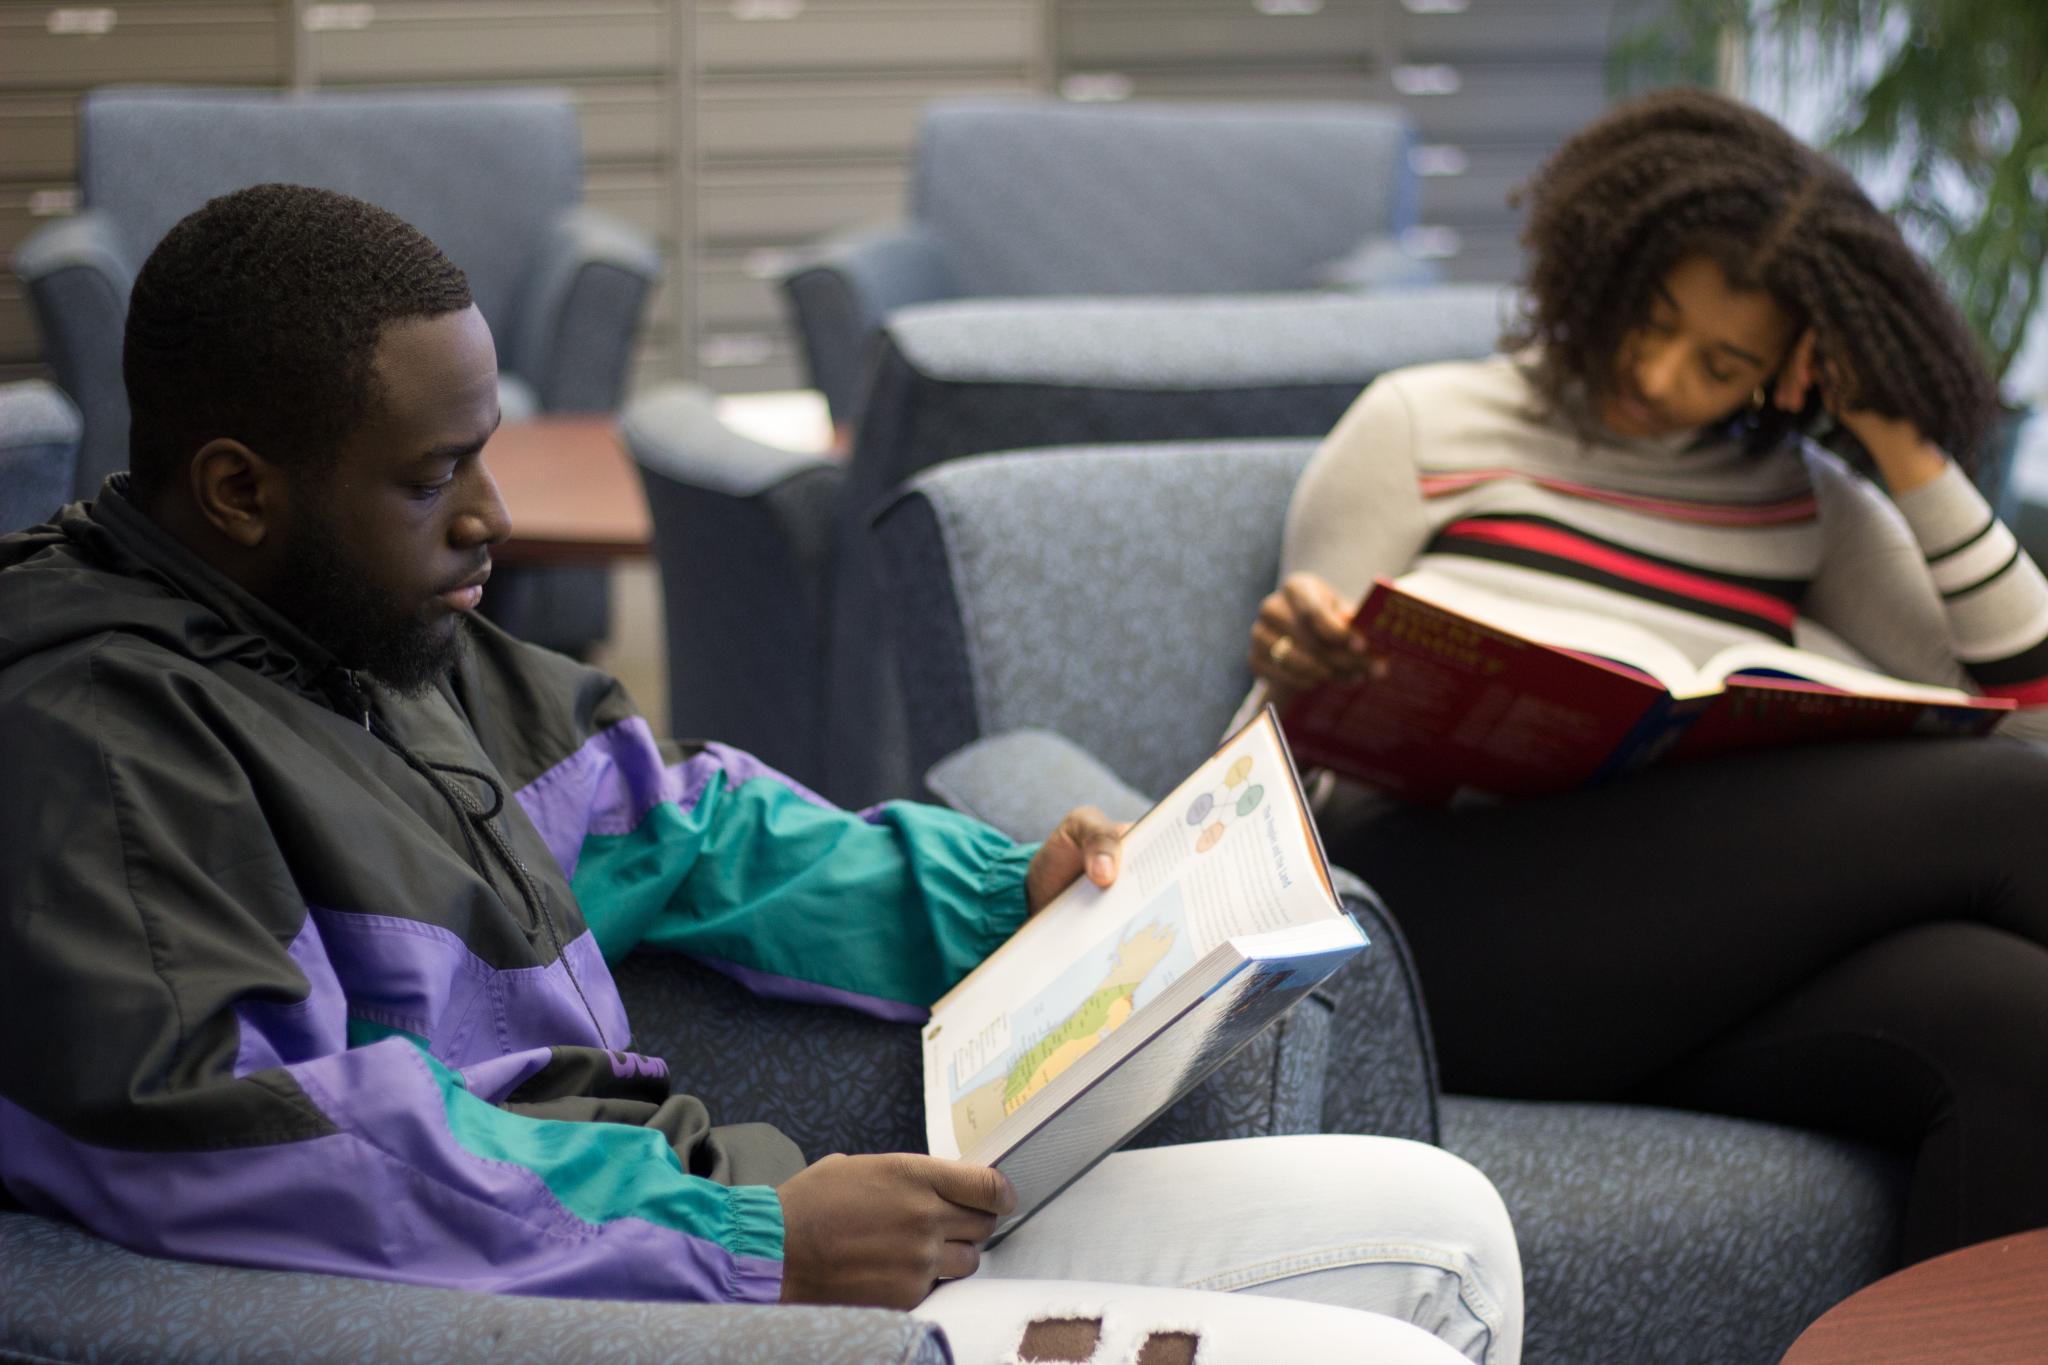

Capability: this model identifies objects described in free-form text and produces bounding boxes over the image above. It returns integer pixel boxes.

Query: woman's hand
[1773,329,1948,494]
[1248,571,1381,701]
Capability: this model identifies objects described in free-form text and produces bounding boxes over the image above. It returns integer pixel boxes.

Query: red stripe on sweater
[1418,469,1818,526]
[1442,519,1802,629]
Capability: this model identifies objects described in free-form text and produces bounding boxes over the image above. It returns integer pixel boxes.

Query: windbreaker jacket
[0,480,1036,1303]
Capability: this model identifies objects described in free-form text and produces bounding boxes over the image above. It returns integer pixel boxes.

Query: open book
[922,707,1365,1244]
[1281,572,2013,804]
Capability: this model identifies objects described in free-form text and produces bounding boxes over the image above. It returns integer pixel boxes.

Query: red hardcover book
[1280,575,2013,804]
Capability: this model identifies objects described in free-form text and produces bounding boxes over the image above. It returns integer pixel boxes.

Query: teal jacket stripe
[572,771,1035,1009]
[354,1022,784,1263]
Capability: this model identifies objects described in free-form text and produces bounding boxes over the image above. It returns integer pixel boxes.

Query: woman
[1245,86,2048,1263]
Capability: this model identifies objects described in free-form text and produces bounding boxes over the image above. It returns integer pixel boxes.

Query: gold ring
[1270,636,1295,666]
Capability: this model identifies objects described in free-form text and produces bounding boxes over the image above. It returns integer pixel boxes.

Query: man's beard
[269,510,466,698]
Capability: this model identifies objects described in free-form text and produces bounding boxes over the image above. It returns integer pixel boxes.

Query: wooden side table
[1781,1228,2048,1363]
[482,416,652,566]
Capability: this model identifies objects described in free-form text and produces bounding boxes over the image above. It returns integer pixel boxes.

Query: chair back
[79,87,584,340]
[912,98,1416,299]
[0,382,81,532]
[875,439,1315,797]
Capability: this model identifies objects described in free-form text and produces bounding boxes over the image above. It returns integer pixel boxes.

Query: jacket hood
[0,477,339,697]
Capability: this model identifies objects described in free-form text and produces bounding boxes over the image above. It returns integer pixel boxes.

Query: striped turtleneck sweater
[1275,355,2048,740]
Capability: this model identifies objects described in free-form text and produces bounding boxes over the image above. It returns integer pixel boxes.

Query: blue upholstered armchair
[625,288,1509,806]
[783,97,1439,432]
[0,380,80,535]
[10,86,660,654]
[870,440,1910,1365]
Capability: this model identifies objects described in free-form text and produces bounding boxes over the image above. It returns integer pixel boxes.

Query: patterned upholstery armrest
[12,212,135,500]
[924,729,1153,840]
[782,223,957,428]
[508,205,663,414]
[621,386,845,785]
[0,1210,948,1365]
[0,381,82,533]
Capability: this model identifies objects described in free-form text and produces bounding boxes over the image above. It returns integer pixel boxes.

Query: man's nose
[455,465,512,548]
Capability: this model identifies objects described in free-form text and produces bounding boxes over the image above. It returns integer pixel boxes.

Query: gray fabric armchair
[0,380,81,535]
[783,97,1431,431]
[10,86,661,655]
[3,934,1393,1363]
[623,290,1507,806]
[871,439,1908,1365]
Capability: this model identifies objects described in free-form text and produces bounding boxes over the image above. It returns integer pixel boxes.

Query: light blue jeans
[915,1134,1522,1365]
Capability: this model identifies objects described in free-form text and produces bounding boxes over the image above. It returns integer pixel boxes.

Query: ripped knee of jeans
[1015,1315,1202,1365]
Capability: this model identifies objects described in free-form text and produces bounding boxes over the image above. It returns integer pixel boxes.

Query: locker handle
[29,188,80,217]
[1400,225,1463,259]
[1409,145,1469,177]
[1392,64,1462,96]
[1401,0,1470,12]
[731,0,804,20]
[1060,73,1134,103]
[303,4,375,31]
[1253,0,1325,15]
[45,8,116,36]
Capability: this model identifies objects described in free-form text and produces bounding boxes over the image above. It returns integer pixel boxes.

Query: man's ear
[189,438,282,550]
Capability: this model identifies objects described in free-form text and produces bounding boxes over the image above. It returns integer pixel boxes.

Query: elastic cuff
[724,1182,786,1265]
[977,840,1040,942]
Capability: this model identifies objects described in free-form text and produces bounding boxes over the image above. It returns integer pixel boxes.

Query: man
[0,184,1519,1363]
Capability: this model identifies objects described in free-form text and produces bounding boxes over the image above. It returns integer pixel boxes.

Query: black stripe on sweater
[1940,543,2024,601]
[1427,536,1800,644]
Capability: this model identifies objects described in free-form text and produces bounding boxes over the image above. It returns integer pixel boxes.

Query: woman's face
[1599,253,1800,441]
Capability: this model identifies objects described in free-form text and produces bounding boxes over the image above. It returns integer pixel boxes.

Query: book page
[922,711,1338,1160]
[1699,639,1979,703]
[1396,569,1708,694]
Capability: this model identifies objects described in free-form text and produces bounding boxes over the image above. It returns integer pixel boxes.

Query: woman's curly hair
[1502,86,1998,469]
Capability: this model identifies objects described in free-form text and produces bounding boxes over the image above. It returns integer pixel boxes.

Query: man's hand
[1249,571,1382,701]
[777,1153,1016,1308]
[1026,805,1131,914]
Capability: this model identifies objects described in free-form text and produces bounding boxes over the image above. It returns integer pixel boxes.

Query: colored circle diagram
[1186,754,1264,853]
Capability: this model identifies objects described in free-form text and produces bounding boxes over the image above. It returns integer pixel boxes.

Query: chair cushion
[0,1209,948,1364]
[913,99,1416,298]
[1440,1095,1905,1365]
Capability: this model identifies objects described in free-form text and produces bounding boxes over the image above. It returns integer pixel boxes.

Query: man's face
[268,306,507,694]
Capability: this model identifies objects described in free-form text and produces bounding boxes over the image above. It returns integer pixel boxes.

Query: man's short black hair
[124,182,475,504]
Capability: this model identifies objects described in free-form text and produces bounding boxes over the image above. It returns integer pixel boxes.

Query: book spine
[1592,694,1707,783]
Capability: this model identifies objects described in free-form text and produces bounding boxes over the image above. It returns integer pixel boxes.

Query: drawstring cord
[331,668,611,1049]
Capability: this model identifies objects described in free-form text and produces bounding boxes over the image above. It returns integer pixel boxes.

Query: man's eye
[1702,362,1734,384]
[412,481,452,501]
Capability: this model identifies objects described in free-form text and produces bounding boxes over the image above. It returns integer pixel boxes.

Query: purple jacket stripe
[513,719,885,884]
[306,909,631,1066]
[0,1046,780,1304]
[232,913,347,1078]
[687,952,932,1024]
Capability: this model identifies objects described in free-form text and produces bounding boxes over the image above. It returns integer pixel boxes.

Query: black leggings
[1327,736,2048,1263]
